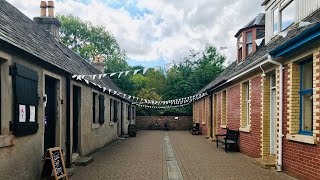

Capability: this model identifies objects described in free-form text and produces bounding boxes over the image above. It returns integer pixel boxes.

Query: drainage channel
[163,131,183,180]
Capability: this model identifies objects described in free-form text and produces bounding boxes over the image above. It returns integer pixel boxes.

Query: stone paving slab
[71,131,166,180]
[70,131,295,180]
[169,131,295,180]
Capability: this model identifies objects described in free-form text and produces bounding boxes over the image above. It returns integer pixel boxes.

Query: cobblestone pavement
[71,131,294,180]
[169,131,294,180]
[71,131,166,180]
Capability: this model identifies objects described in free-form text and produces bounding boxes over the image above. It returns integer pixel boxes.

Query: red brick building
[193,1,320,179]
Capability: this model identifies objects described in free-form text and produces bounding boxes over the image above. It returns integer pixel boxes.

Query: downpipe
[267,56,283,172]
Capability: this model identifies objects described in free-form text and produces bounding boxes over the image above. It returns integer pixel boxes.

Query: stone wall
[136,116,193,130]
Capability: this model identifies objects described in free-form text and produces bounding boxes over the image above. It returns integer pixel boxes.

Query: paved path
[71,131,293,180]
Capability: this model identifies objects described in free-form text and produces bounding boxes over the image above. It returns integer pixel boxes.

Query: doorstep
[252,156,276,169]
[73,156,94,166]
[67,167,76,177]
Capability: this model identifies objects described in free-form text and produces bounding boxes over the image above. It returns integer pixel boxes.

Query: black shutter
[113,100,118,122]
[128,105,131,120]
[10,63,39,136]
[98,95,105,124]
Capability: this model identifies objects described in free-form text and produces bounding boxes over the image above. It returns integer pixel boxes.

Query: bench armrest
[225,137,238,141]
[215,134,227,137]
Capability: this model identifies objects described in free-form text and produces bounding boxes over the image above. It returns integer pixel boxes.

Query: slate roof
[197,8,320,94]
[0,0,123,93]
[235,13,265,37]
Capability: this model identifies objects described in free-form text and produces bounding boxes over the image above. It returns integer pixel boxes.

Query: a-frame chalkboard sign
[41,147,68,180]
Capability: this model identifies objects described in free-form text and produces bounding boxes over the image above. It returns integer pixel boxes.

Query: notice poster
[29,106,35,122]
[19,105,26,122]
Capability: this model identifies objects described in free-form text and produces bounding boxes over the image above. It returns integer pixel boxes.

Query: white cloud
[7,0,263,64]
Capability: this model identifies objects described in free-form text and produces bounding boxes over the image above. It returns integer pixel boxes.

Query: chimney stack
[40,1,47,17]
[47,1,54,17]
[92,55,105,73]
[33,1,61,40]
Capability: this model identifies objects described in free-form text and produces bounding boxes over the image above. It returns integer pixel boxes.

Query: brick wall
[282,50,320,180]
[240,76,262,158]
[136,116,193,130]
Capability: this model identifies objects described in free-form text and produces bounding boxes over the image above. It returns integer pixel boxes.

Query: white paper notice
[19,105,26,122]
[29,106,35,122]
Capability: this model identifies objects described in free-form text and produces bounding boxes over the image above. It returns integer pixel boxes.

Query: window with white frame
[273,7,279,35]
[221,90,227,126]
[280,0,295,31]
[299,60,313,135]
[272,0,295,34]
[241,81,250,128]
[245,82,250,126]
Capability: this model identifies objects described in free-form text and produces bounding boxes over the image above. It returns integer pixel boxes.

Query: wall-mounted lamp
[260,65,266,78]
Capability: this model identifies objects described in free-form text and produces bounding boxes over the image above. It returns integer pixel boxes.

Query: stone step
[252,157,276,169]
[67,167,76,177]
[73,156,94,166]
[72,153,80,161]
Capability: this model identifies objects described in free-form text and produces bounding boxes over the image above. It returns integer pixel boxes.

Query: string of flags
[72,63,174,80]
[135,103,191,109]
[75,78,208,108]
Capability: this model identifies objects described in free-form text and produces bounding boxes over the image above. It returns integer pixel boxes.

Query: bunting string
[75,78,208,108]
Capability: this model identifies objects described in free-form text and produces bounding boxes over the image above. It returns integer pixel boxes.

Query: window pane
[271,73,276,87]
[302,94,313,131]
[303,62,313,90]
[273,7,279,34]
[246,32,252,43]
[247,44,253,54]
[281,1,295,31]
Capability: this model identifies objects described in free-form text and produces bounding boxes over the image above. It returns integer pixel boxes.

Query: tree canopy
[58,15,226,116]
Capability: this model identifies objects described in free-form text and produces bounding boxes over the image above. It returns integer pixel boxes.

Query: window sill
[220,125,227,129]
[109,121,115,126]
[202,122,206,125]
[286,134,317,145]
[239,126,251,133]
[91,123,100,129]
[0,135,15,148]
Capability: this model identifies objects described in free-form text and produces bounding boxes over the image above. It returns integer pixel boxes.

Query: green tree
[58,14,125,62]
[162,45,225,115]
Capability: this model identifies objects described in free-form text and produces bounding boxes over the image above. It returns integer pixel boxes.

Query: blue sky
[8,0,264,68]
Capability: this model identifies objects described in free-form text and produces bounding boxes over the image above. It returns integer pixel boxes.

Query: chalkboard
[41,147,68,180]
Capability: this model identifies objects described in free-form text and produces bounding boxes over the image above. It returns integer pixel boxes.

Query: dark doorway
[72,86,81,153]
[73,86,81,153]
[44,76,57,153]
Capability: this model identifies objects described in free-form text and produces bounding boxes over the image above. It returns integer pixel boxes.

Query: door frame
[43,72,61,154]
[270,73,276,155]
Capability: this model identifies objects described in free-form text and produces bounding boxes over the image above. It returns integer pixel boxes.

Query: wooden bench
[215,128,239,152]
[191,123,200,135]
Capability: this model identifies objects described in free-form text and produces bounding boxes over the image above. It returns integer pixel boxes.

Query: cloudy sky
[7,0,264,67]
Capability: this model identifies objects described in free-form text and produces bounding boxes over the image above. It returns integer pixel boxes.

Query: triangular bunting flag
[143,67,149,74]
[133,69,141,75]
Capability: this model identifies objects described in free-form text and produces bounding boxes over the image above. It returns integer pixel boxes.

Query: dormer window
[280,0,295,31]
[273,0,295,35]
[246,31,253,55]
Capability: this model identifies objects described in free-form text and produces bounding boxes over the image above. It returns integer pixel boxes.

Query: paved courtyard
[71,131,294,180]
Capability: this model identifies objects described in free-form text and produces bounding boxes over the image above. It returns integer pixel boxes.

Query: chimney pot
[99,56,104,63]
[40,1,47,17]
[48,1,55,17]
